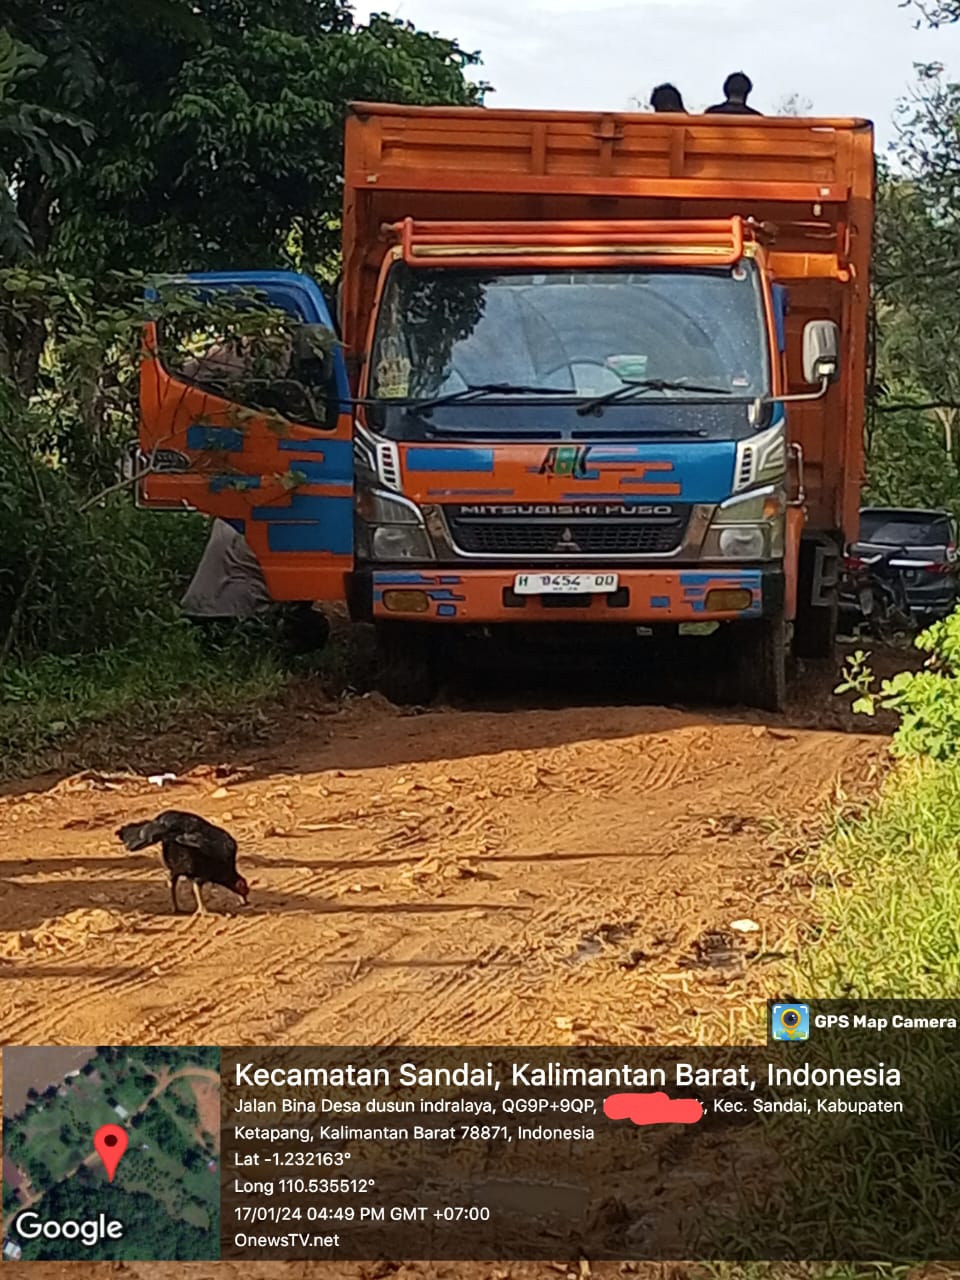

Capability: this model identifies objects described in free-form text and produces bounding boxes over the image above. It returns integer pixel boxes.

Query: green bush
[0,446,209,658]
[836,611,960,759]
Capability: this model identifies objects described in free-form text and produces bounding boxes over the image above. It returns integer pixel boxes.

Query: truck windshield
[367,262,771,439]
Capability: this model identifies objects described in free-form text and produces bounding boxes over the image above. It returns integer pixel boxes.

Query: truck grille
[446,511,688,557]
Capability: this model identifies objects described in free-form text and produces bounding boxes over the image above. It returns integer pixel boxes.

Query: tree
[0,28,92,262]
[875,72,960,405]
[862,14,960,513]
[906,0,960,23]
[0,1,487,681]
[1,1,487,395]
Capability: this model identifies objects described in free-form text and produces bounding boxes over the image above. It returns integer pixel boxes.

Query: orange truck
[135,104,875,710]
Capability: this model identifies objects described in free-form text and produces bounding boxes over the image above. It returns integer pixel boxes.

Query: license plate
[513,572,619,595]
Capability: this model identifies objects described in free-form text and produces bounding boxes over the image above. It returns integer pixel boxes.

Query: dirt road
[0,691,883,1050]
[0,679,887,1280]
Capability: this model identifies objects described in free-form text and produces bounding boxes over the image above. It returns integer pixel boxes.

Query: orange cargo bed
[342,103,874,537]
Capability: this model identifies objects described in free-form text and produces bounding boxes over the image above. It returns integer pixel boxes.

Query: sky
[390,0,960,153]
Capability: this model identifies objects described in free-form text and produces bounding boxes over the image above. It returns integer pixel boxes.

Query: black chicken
[116,810,250,915]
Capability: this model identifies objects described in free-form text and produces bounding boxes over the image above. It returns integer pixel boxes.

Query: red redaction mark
[93,1124,129,1182]
[603,1091,703,1126]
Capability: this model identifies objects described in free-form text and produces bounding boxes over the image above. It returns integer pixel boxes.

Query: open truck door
[135,270,353,603]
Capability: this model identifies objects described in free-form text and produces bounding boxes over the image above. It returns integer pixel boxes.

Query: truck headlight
[701,487,785,561]
[719,527,766,558]
[371,525,433,560]
[356,488,435,561]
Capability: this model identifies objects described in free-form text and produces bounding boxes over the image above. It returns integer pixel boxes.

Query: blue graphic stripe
[427,489,515,498]
[263,497,353,554]
[278,438,353,480]
[208,475,261,493]
[560,493,679,503]
[772,284,788,352]
[679,571,763,587]
[186,425,244,452]
[679,571,763,616]
[583,449,659,464]
[285,461,353,487]
[406,448,494,474]
[251,494,348,522]
[225,518,245,535]
[540,442,737,503]
[651,596,671,608]
[266,524,350,554]
[278,439,328,454]
[374,573,464,586]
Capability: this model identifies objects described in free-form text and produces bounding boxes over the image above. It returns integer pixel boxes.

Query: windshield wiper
[576,378,734,417]
[411,383,575,413]
[573,426,708,439]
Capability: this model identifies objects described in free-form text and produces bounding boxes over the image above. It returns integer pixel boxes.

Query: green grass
[791,757,960,999]
[697,756,960,1277]
[0,620,289,780]
[0,609,371,782]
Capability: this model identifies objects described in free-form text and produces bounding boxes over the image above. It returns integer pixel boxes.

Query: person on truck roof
[650,83,686,112]
[705,72,762,115]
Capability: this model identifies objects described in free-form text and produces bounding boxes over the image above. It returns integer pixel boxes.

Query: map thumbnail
[2,1045,220,1261]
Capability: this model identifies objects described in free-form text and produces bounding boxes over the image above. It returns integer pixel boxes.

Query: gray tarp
[180,518,273,618]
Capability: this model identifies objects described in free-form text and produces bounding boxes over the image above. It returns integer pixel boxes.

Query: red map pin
[93,1124,128,1182]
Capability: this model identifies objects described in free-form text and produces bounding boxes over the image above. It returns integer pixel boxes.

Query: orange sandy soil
[0,648,915,1280]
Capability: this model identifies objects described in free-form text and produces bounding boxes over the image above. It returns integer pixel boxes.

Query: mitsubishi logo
[554,527,582,553]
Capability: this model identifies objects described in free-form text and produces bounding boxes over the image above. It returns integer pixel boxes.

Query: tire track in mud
[0,691,888,1280]
[1,701,884,1053]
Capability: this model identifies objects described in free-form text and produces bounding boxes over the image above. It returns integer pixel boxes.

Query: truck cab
[134,105,875,711]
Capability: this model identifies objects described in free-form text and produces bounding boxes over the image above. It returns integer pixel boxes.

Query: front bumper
[356,566,782,624]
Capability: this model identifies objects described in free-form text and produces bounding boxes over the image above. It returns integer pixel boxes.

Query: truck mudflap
[365,567,783,623]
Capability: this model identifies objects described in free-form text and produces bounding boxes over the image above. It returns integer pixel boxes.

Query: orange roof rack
[387,216,753,270]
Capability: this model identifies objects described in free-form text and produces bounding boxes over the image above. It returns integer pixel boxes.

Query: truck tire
[794,541,838,660]
[280,603,331,655]
[375,622,440,706]
[734,614,787,713]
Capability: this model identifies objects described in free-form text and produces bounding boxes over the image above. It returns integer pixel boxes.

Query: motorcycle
[841,546,918,641]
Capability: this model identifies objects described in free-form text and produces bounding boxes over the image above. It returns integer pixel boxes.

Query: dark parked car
[839,506,959,627]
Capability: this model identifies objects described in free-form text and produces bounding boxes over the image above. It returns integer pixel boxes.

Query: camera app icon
[771,1003,810,1041]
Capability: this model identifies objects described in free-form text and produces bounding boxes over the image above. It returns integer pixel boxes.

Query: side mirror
[802,320,840,385]
[292,322,337,383]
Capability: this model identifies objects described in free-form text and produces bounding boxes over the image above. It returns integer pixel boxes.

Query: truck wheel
[735,614,787,713]
[280,603,331,655]
[794,541,838,660]
[375,622,440,706]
